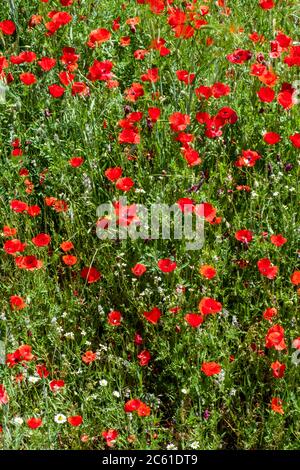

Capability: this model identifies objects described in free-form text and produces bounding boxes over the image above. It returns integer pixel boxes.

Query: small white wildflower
[99,379,108,387]
[54,414,67,424]
[214,370,226,385]
[13,417,23,426]
[181,388,189,395]
[166,444,178,450]
[98,304,105,315]
[64,332,75,339]
[28,376,40,384]
[190,441,200,449]
[112,391,120,398]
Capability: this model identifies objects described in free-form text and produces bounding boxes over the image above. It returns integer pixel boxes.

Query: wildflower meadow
[0,0,299,452]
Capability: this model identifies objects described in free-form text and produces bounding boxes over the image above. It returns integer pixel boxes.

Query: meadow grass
[0,0,299,450]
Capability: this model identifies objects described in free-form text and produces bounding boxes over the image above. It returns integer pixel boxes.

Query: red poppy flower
[257,258,278,279]
[49,379,65,392]
[195,85,212,100]
[32,233,51,247]
[27,417,42,429]
[80,266,101,283]
[68,415,83,426]
[226,49,252,64]
[157,258,177,273]
[257,87,275,102]
[59,71,75,86]
[0,384,9,405]
[107,310,122,326]
[134,49,148,60]
[284,45,300,67]
[105,167,123,182]
[199,297,222,315]
[4,239,26,254]
[15,255,43,270]
[45,11,72,35]
[176,70,195,85]
[235,149,261,168]
[87,28,111,48]
[278,90,294,109]
[36,364,50,378]
[289,133,300,148]
[0,20,16,35]
[10,295,26,310]
[87,59,113,82]
[177,198,195,213]
[195,203,217,223]
[137,349,151,366]
[38,57,56,71]
[271,397,284,415]
[169,112,190,132]
[270,234,287,247]
[181,147,201,166]
[6,344,34,367]
[201,362,222,376]
[82,350,96,364]
[27,205,41,217]
[72,82,89,96]
[48,84,65,98]
[265,324,286,350]
[271,361,286,379]
[10,199,28,213]
[131,263,147,276]
[137,403,151,416]
[290,271,300,285]
[199,265,217,279]
[259,0,274,10]
[20,73,36,86]
[235,229,253,243]
[292,337,300,349]
[263,132,281,144]
[69,157,84,167]
[263,307,277,321]
[211,82,230,98]
[102,429,118,447]
[124,399,142,412]
[174,24,194,39]
[141,67,159,83]
[60,241,74,252]
[118,128,140,144]
[3,226,17,237]
[217,107,238,124]
[116,177,134,191]
[53,200,68,213]
[185,313,204,328]
[148,107,160,122]
[62,255,77,266]
[144,307,161,324]
[124,82,144,102]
